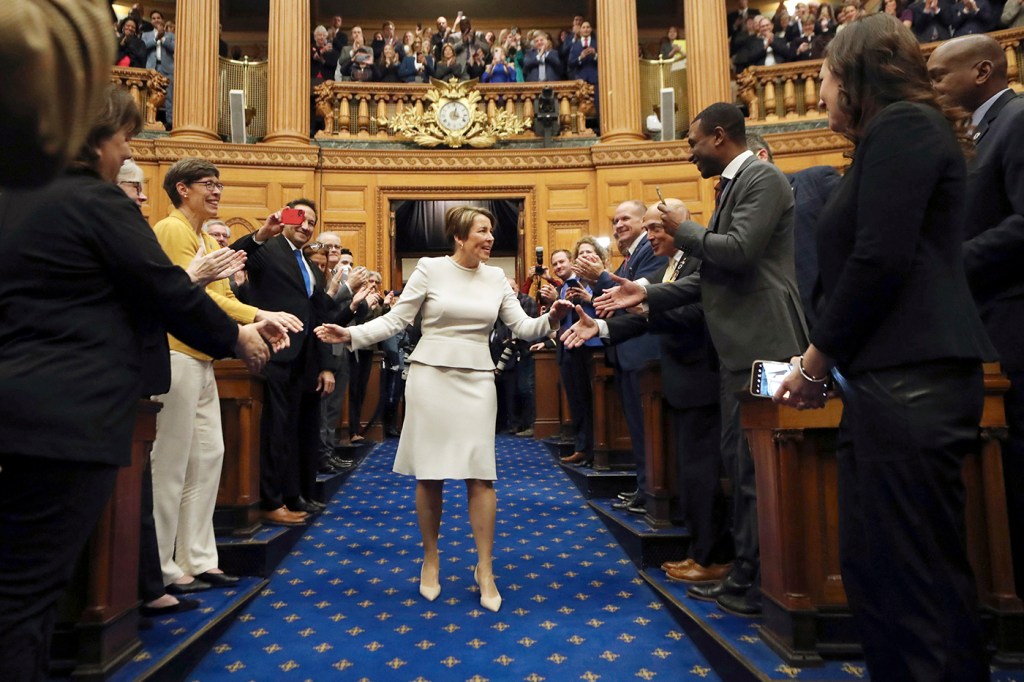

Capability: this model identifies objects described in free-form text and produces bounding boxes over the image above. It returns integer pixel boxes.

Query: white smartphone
[750,360,793,398]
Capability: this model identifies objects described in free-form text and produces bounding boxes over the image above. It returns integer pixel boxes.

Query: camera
[533,246,545,276]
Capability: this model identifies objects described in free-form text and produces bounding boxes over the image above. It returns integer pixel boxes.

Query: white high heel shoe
[419,564,441,602]
[474,565,502,612]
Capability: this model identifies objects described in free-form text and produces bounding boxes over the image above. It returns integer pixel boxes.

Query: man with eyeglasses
[233,198,343,521]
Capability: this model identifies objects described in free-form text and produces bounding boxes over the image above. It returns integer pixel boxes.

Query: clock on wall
[379,78,530,148]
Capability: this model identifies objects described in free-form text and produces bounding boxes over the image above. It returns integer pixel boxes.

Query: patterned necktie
[294,248,312,297]
[714,179,724,207]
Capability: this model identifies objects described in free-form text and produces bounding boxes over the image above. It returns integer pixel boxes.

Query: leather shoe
[560,451,587,464]
[717,590,762,617]
[667,562,733,584]
[385,428,401,438]
[261,506,307,526]
[515,428,534,437]
[661,558,695,572]
[195,571,240,587]
[612,493,645,514]
[331,457,354,469]
[688,573,753,602]
[286,497,321,514]
[166,579,211,595]
[617,489,638,502]
[140,597,200,617]
[318,459,340,474]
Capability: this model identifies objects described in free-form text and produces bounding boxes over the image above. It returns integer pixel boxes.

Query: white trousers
[150,351,224,584]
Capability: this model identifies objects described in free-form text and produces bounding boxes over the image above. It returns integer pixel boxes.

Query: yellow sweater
[152,209,257,361]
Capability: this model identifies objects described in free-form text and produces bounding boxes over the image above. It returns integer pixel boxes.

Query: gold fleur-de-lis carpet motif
[110,436,1023,681]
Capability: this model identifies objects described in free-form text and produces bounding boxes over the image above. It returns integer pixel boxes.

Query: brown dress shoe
[666,562,733,584]
[661,557,696,573]
[560,451,587,464]
[261,506,308,526]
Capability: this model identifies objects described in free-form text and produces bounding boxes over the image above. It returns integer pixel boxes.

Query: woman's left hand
[774,348,832,410]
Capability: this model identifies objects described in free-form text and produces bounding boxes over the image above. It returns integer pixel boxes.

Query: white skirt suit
[348,256,556,480]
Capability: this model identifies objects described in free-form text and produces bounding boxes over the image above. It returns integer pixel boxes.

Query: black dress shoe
[716,590,762,617]
[305,499,327,511]
[195,571,241,587]
[687,574,753,602]
[286,497,321,514]
[385,428,401,438]
[166,579,212,594]
[617,489,638,502]
[318,459,340,474]
[140,597,201,617]
[612,493,643,511]
[330,456,354,469]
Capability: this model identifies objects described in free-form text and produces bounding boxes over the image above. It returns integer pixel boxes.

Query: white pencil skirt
[392,362,498,480]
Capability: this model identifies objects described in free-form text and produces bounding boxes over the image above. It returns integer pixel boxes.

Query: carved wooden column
[169,0,219,141]
[263,0,312,146]
[683,0,733,120]
[595,0,644,144]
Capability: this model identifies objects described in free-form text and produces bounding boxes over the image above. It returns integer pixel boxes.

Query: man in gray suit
[142,10,174,127]
[594,102,808,616]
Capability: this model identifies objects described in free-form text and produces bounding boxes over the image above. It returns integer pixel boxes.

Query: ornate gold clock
[378,78,530,148]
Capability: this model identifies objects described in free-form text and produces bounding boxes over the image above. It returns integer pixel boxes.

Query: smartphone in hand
[750,360,792,398]
[281,207,304,225]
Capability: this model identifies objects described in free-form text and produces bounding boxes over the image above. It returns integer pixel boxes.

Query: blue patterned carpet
[186,435,720,681]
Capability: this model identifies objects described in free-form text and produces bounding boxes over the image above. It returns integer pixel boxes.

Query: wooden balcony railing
[313,80,596,141]
[737,26,1024,124]
[110,66,168,132]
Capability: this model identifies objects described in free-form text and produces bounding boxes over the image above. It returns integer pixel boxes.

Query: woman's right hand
[315,323,351,345]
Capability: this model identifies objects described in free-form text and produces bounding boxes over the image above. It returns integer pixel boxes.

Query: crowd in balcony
[308,13,599,87]
[727,0,1024,72]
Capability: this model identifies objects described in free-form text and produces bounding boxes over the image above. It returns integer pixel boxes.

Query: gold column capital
[170,0,219,141]
[263,0,312,146]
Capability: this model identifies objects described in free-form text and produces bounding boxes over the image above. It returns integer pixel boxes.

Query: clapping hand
[592,274,645,317]
[186,245,247,286]
[560,305,599,348]
[573,253,605,282]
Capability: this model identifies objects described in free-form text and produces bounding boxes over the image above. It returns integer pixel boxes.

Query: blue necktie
[294,248,312,297]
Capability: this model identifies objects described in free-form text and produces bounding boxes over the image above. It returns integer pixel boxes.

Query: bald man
[929,35,1024,593]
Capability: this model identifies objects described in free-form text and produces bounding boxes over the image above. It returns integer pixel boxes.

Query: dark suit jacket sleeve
[673,165,793,274]
[646,270,701,313]
[812,103,948,361]
[99,187,238,358]
[962,102,1024,297]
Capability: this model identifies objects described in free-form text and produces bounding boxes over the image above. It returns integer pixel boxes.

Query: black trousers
[0,454,119,682]
[671,403,729,565]
[615,367,647,494]
[835,360,987,681]
[1001,370,1024,596]
[720,367,758,576]
[138,457,165,602]
[261,360,322,508]
[559,347,594,457]
[348,349,374,438]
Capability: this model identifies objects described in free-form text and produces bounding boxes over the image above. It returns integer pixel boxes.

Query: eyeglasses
[190,180,225,192]
[323,244,342,251]
[118,181,143,193]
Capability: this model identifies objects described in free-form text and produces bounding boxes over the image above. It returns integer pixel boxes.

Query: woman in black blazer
[776,14,993,681]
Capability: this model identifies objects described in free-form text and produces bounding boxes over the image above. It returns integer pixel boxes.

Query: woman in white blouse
[316,206,569,611]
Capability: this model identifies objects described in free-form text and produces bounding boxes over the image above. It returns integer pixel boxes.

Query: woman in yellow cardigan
[149,157,302,593]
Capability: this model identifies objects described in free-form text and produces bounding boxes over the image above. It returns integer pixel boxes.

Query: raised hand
[187,246,247,286]
[560,304,599,349]
[539,283,558,306]
[547,298,574,324]
[573,253,605,282]
[592,274,645,317]
[255,209,287,241]
[314,323,351,344]
[348,266,369,291]
[656,202,690,237]
[235,323,272,373]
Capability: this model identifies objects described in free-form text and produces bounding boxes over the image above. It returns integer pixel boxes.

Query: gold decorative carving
[320,148,593,171]
[111,66,167,131]
[377,78,530,149]
[149,140,320,168]
[591,142,690,167]
[224,217,256,237]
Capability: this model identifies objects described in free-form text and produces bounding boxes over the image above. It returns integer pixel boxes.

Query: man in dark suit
[746,132,840,330]
[594,103,808,615]
[564,200,729,578]
[910,0,954,42]
[928,34,1024,593]
[567,21,598,116]
[734,15,792,71]
[233,199,339,524]
[523,33,564,82]
[591,200,668,514]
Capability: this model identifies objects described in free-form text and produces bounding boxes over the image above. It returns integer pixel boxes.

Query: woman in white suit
[316,206,569,611]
